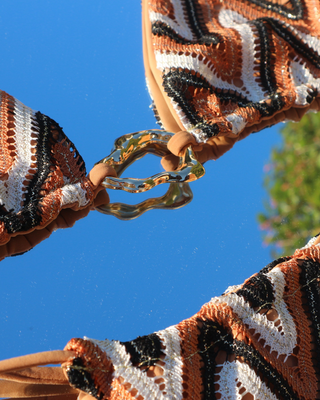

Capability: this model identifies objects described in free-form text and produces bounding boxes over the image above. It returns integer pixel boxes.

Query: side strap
[0,352,75,374]
[0,381,78,398]
[1,394,78,400]
[0,367,68,385]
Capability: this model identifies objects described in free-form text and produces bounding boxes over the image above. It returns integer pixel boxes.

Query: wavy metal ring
[95,130,205,220]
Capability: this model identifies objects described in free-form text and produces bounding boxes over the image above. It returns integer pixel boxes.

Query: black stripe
[236,272,274,310]
[247,0,304,20]
[197,319,300,400]
[197,319,233,400]
[121,333,163,368]
[231,340,300,399]
[162,69,284,138]
[23,113,53,206]
[67,358,103,400]
[251,20,276,94]
[260,256,291,274]
[0,111,86,234]
[162,70,221,137]
[182,0,220,45]
[152,21,192,44]
[0,113,51,233]
[261,18,320,70]
[299,258,320,370]
[26,112,85,209]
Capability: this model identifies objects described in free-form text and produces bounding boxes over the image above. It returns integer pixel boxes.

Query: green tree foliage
[258,112,320,258]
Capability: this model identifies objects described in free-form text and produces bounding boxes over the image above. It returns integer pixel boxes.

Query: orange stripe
[65,339,114,400]
[0,92,16,176]
[280,259,317,398]
[177,317,203,400]
[110,379,138,400]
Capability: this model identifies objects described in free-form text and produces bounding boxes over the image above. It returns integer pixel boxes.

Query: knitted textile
[0,91,95,247]
[143,0,320,158]
[1,240,320,399]
[62,239,320,400]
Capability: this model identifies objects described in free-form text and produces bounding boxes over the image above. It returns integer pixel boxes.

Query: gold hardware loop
[95,130,205,220]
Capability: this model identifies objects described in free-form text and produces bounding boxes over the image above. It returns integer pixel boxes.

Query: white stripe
[88,337,167,400]
[211,267,297,356]
[0,99,38,212]
[218,9,267,103]
[226,113,246,134]
[217,361,279,399]
[300,235,319,249]
[60,180,89,208]
[169,0,194,40]
[157,326,184,400]
[295,29,320,57]
[155,51,240,93]
[290,60,320,105]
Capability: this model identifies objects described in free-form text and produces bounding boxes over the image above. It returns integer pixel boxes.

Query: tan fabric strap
[0,367,68,385]
[0,381,78,398]
[0,351,75,374]
[1,394,78,400]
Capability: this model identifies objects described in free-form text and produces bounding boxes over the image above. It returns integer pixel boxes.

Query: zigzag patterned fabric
[1,238,320,399]
[144,0,320,144]
[0,91,95,246]
[63,238,320,400]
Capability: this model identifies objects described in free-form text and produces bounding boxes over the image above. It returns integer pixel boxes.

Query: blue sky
[0,1,281,360]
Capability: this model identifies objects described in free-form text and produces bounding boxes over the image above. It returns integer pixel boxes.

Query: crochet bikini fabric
[56,239,320,400]
[143,0,320,150]
[61,239,320,400]
[2,1,320,399]
[1,239,319,400]
[3,0,320,244]
[0,91,95,246]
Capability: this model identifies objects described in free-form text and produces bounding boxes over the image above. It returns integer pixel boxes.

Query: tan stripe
[176,317,202,400]
[0,92,15,177]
